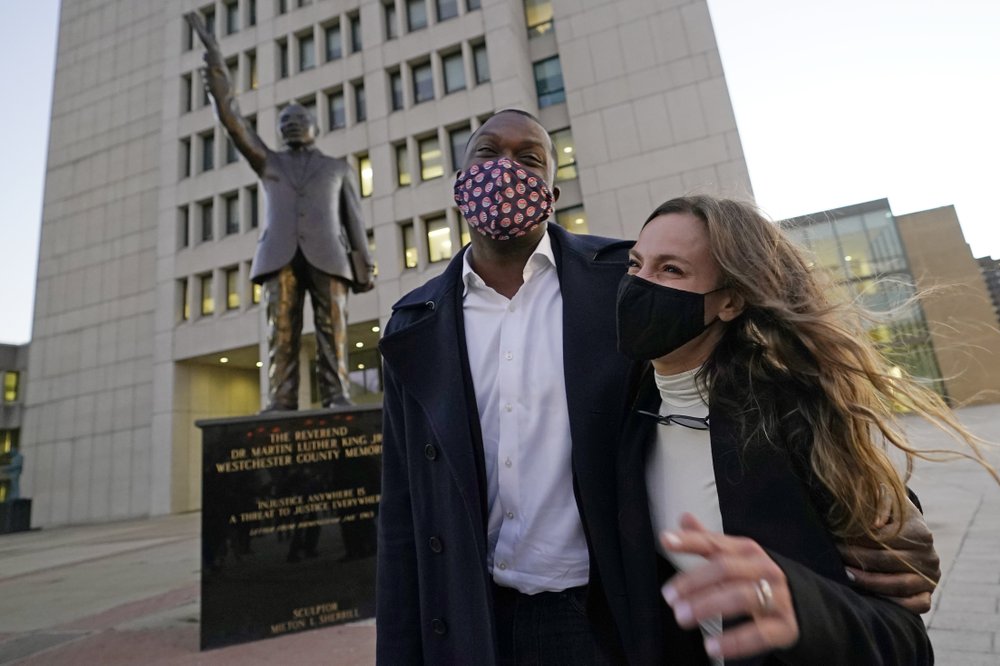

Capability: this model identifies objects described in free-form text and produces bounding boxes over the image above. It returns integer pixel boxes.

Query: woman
[607,195,995,664]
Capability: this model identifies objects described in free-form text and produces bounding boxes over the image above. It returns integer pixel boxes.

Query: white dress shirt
[462,231,589,594]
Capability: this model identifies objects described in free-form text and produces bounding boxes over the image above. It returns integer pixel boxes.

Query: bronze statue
[186,13,375,410]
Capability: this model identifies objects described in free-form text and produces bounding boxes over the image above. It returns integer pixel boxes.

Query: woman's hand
[661,513,799,660]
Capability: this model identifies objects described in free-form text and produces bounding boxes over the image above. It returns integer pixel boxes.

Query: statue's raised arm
[184,11,268,174]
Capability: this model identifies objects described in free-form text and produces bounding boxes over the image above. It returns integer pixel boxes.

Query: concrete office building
[782,200,1000,407]
[25,0,750,526]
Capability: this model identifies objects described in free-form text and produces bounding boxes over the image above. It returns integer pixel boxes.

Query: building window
[277,39,289,78]
[551,128,577,181]
[419,135,443,181]
[226,267,240,310]
[225,136,238,164]
[524,0,553,37]
[201,199,214,241]
[353,80,367,121]
[473,42,489,84]
[225,192,240,235]
[449,124,472,171]
[301,98,317,126]
[436,0,459,21]
[247,49,258,89]
[389,69,404,110]
[407,0,428,31]
[251,280,262,305]
[346,320,385,399]
[349,13,362,52]
[357,153,373,198]
[384,1,399,39]
[3,371,20,403]
[225,1,239,35]
[179,278,190,321]
[466,0,480,9]
[325,22,342,61]
[178,206,190,248]
[395,143,411,186]
[184,18,194,51]
[533,56,565,107]
[277,0,287,15]
[226,56,239,94]
[328,90,346,129]
[247,185,259,228]
[298,32,316,71]
[401,222,418,269]
[442,51,466,94]
[556,205,589,234]
[180,138,191,178]
[412,61,434,104]
[202,6,216,36]
[200,273,215,315]
[459,215,470,246]
[200,132,215,171]
[181,74,192,113]
[248,0,257,26]
[426,215,453,263]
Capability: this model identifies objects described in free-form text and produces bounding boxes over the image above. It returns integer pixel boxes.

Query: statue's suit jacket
[250,146,369,284]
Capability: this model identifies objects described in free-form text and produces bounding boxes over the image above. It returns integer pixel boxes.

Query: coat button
[424,443,437,460]
[429,536,443,553]
[431,618,447,635]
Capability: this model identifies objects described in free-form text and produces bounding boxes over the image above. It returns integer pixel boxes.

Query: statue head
[278,103,318,148]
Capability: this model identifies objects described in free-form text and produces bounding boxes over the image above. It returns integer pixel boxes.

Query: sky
[1,0,998,344]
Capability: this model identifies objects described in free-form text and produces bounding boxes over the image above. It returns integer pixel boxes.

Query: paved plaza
[0,405,998,665]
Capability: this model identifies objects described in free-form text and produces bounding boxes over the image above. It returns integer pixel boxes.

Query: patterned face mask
[453,157,554,240]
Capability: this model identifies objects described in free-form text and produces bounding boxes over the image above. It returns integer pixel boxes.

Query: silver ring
[755,578,774,612]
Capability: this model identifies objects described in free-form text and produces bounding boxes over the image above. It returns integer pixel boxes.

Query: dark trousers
[492,583,614,666]
[263,251,350,410]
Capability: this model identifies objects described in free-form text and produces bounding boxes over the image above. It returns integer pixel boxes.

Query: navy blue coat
[605,367,933,665]
[376,224,633,664]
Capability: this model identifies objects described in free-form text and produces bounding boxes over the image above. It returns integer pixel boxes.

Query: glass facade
[781,202,945,397]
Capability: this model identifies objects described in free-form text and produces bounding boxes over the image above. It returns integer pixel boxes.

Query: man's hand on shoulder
[836,496,940,614]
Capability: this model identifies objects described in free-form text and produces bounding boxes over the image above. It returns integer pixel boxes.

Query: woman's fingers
[705,615,800,660]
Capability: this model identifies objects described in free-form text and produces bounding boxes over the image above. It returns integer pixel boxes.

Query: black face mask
[616,274,725,361]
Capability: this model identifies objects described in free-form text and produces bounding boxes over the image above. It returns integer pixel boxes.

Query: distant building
[26,0,750,525]
[0,344,28,503]
[976,256,1000,325]
[782,200,1000,406]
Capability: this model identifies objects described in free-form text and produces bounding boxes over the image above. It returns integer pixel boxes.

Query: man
[188,14,374,410]
[376,110,939,664]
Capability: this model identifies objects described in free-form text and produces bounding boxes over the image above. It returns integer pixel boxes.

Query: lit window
[473,43,489,84]
[225,193,240,235]
[426,215,453,263]
[407,0,427,31]
[226,267,240,310]
[201,273,215,315]
[459,215,471,246]
[436,0,458,21]
[533,56,565,107]
[178,206,190,248]
[350,13,362,52]
[419,135,443,180]
[325,23,342,61]
[556,205,589,234]
[299,32,316,71]
[354,81,366,121]
[412,61,433,103]
[277,39,289,78]
[248,185,258,228]
[442,52,465,94]
[201,131,214,171]
[449,125,472,171]
[384,1,399,39]
[252,281,262,305]
[551,128,577,181]
[396,143,411,186]
[524,0,553,37]
[401,223,418,268]
[225,1,239,35]
[0,429,18,455]
[389,70,404,110]
[201,199,214,241]
[328,90,346,129]
[247,50,258,89]
[3,371,20,403]
[357,153,373,198]
[179,278,189,321]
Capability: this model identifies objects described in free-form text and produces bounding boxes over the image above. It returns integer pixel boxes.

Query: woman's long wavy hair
[646,195,997,540]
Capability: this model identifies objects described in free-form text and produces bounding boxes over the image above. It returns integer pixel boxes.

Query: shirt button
[508,303,516,312]
[504,458,512,468]
[504,403,512,412]
[498,562,507,570]
[506,511,514,519]
[429,536,443,553]
[505,351,513,360]
[424,444,438,461]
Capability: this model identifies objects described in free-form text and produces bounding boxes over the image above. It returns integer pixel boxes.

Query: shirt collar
[462,229,557,296]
